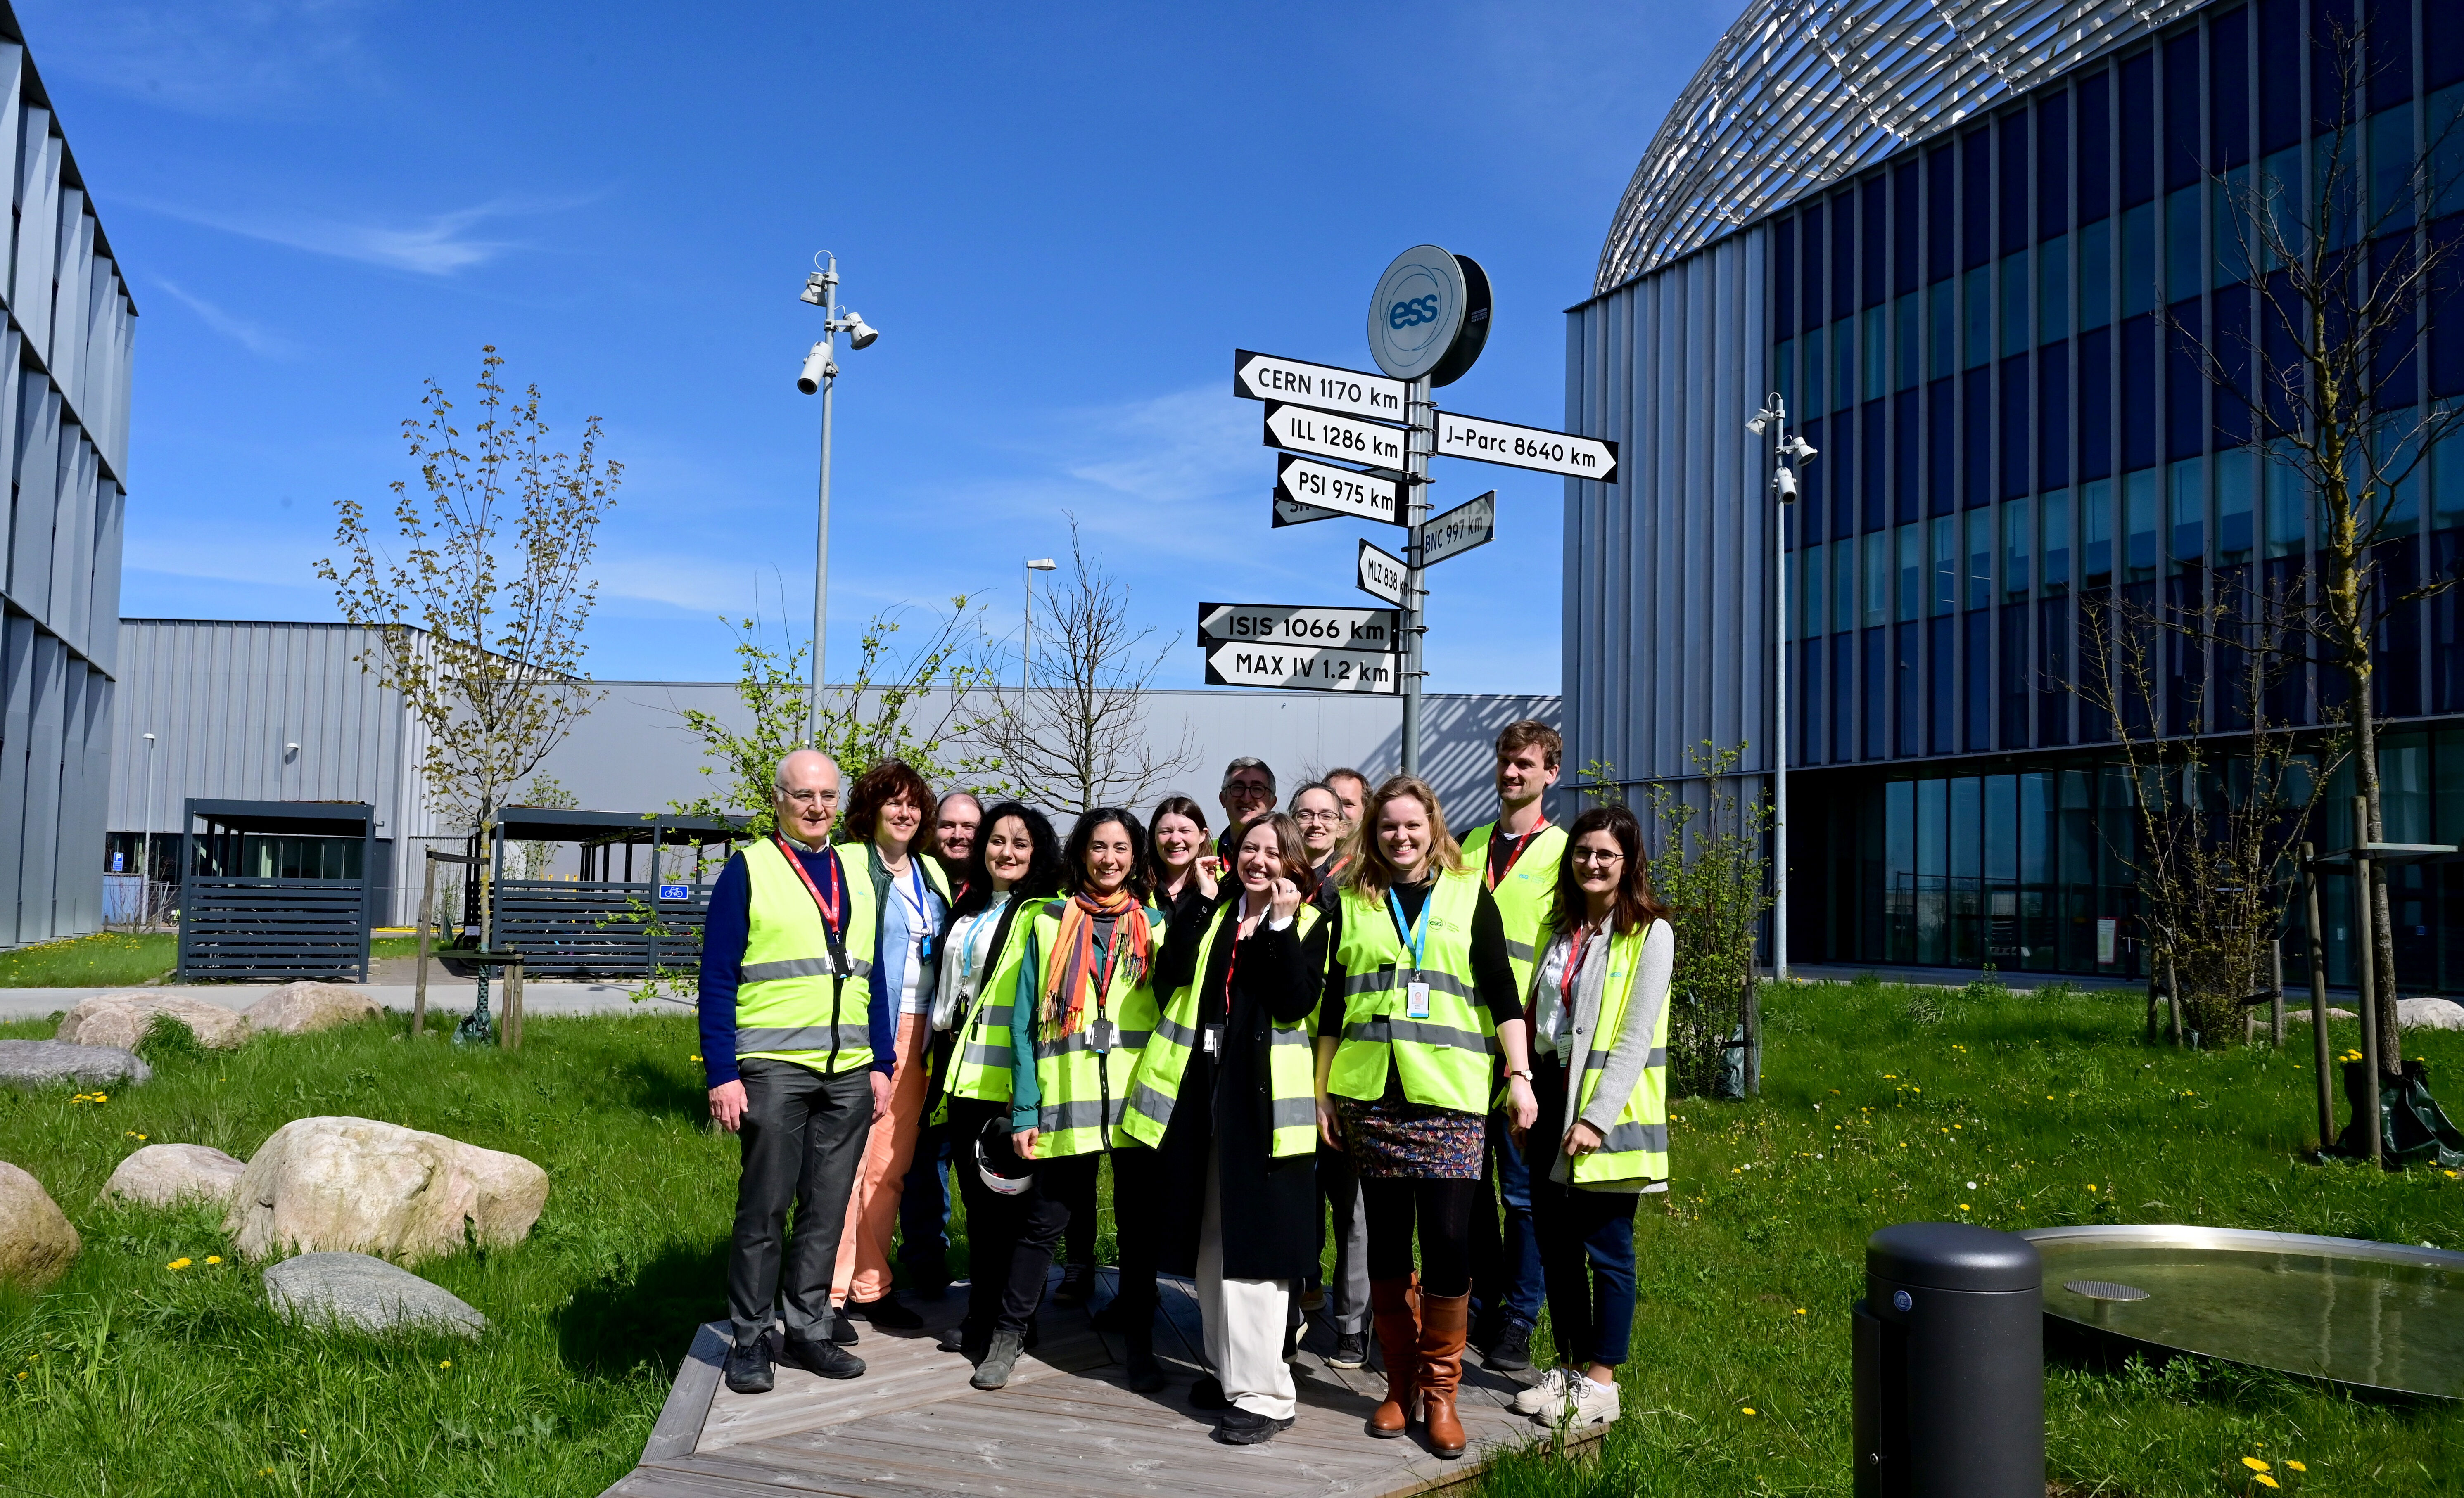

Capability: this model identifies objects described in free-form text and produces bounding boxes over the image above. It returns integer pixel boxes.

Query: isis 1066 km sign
[1199,602,1398,695]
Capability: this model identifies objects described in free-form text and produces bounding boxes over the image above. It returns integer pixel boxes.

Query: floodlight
[1746,413,1769,435]
[798,342,832,395]
[841,313,879,350]
[1773,466,1798,500]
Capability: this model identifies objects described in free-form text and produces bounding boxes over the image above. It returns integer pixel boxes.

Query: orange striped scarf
[1041,889,1151,1038]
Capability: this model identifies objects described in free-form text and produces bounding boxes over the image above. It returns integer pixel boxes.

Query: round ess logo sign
[1366,246,1465,381]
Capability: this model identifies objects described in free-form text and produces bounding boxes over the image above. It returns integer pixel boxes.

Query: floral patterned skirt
[1337,1097,1485,1180]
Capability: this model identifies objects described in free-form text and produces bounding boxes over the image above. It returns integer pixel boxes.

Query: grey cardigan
[1531,917,1673,1189]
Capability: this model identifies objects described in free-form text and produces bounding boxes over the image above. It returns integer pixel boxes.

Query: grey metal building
[0,7,137,946]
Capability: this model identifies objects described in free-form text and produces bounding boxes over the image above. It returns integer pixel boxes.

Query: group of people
[698,720,1674,1451]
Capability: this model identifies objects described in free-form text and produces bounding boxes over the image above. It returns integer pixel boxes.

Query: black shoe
[1215,1408,1295,1446]
[1485,1318,1534,1372]
[723,1337,775,1394]
[972,1330,1025,1390]
[1123,1346,1164,1393]
[1189,1374,1232,1410]
[849,1294,925,1330]
[938,1318,981,1356]
[1328,1331,1368,1370]
[1089,1297,1128,1333]
[903,1259,954,1297]
[1054,1263,1093,1306]
[781,1336,866,1380]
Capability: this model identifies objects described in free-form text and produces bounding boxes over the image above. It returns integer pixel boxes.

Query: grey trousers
[1317,1141,1370,1334]
[727,1058,874,1348]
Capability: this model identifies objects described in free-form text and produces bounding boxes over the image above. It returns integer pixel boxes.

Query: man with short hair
[899,788,986,1296]
[1323,768,1368,831]
[932,791,983,884]
[1458,720,1565,1375]
[1215,757,1277,857]
[701,749,891,1393]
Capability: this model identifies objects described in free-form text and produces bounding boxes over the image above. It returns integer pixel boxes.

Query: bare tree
[983,519,1199,813]
[318,347,619,942]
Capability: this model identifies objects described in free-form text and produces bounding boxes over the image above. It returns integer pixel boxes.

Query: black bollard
[1852,1222,2043,1498]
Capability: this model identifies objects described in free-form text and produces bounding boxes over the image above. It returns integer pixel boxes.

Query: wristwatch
[1504,1067,1534,1081]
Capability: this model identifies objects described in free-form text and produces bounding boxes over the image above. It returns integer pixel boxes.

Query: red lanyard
[775,837,846,937]
[1486,817,1550,891]
[1557,924,1594,1009]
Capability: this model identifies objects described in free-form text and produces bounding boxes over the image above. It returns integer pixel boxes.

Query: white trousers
[1198,1153,1297,1420]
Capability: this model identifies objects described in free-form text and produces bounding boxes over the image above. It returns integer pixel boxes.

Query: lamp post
[140,731,157,925]
[1747,394,1815,983]
[795,251,882,748]
[1023,557,1057,690]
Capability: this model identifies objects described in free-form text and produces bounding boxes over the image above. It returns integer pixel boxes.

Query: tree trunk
[2345,635,2401,1080]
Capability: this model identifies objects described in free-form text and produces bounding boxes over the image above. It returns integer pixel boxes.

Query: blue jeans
[897,1117,956,1275]
[1471,1113,1545,1331]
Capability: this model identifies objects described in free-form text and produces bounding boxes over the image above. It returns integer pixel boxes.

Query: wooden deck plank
[643,1323,729,1461]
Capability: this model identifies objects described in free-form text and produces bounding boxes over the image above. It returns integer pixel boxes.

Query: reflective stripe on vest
[736,840,880,1074]
[1462,821,1566,1001]
[1568,920,1672,1186]
[1121,901,1322,1157]
[1021,901,1166,1159]
[1326,870,1492,1112]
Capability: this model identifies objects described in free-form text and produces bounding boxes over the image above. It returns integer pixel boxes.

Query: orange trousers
[832,1012,930,1304]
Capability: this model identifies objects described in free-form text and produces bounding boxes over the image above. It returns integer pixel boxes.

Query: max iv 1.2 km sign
[1204,641,1399,695]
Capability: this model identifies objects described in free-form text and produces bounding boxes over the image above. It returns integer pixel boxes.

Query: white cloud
[152,276,301,358]
[125,196,541,275]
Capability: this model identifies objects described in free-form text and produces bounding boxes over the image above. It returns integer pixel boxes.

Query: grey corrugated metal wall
[0,12,137,947]
[1562,226,1769,800]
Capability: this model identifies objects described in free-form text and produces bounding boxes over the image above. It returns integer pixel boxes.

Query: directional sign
[1277,453,1402,526]
[1264,401,1407,469]
[1434,410,1619,481]
[1422,490,1496,567]
[1205,640,1399,695]
[1273,494,1342,527]
[1199,602,1400,652]
[1234,349,1408,424]
[1357,539,1408,607]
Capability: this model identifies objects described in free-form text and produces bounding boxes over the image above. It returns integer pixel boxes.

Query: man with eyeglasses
[1215,757,1278,856]
[701,749,892,1394]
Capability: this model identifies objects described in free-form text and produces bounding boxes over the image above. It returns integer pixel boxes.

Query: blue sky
[26,0,1740,692]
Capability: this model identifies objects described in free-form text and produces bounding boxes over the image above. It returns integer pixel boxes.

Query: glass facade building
[1564,0,2464,988]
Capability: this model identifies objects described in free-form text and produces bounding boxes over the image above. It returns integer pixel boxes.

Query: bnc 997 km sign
[1200,602,1398,650]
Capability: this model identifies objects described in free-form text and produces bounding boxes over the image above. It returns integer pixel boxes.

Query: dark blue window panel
[1930,613,1957,752]
[2313,0,2355,135]
[2263,557,2307,723]
[2078,590,2113,742]
[2079,70,2113,223]
[2002,602,2032,747]
[2121,581,2158,735]
[2437,531,2464,711]
[2260,0,2304,152]
[1894,161,1920,296]
[2167,300,2206,460]
[2435,216,2464,398]
[1963,127,1992,270]
[2262,273,2301,431]
[2081,325,2114,479]
[1865,626,1888,759]
[1833,417,1858,540]
[2377,535,2423,717]
[2164,31,2203,192]
[1833,191,1857,318]
[2210,7,2251,171]
[1802,204,1826,329]
[2122,315,2158,471]
[2165,574,2204,735]
[2367,0,2412,112]
[1864,176,1889,309]
[2372,234,2420,409]
[1894,389,1920,523]
[1928,378,1955,515]
[2215,562,2252,731]
[2212,288,2254,446]
[2038,92,2070,237]
[2039,340,2071,490]
[1800,640,1823,765]
[1864,402,1887,531]
[1803,417,1827,540]
[1964,367,1993,506]
[2038,595,2071,745]
[1775,217,1797,335]
[2001,354,2032,498]
[2434,0,2464,91]
[1966,607,1994,750]
[1897,621,1921,755]
[1927,145,1955,282]
[1835,632,1858,761]
[2120,49,2155,208]
[2001,112,2032,254]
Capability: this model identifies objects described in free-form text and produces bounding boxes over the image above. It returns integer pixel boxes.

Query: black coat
[1147,894,1329,1281]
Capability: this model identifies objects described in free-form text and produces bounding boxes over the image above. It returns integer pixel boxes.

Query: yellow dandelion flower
[166,1258,191,1270]
[439,1360,452,1368]
[2086,1183,2098,1192]
[204,1256,222,1265]
[1741,1407,1757,1416]
[2242,1458,2272,1473]
[1960,1204,1971,1211]
[1793,1308,1806,1315]
[2284,1460,2306,1472]
[2252,1476,2279,1490]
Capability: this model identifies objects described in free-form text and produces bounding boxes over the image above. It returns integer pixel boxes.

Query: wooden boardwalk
[600,1270,1605,1498]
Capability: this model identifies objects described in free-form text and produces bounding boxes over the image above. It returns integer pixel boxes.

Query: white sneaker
[1508,1366,1573,1415]
[1551,1375,1621,1427]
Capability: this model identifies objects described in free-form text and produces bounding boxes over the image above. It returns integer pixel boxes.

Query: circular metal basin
[2021,1225,2464,1399]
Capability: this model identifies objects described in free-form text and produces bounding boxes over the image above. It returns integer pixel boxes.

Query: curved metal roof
[1597,0,2210,294]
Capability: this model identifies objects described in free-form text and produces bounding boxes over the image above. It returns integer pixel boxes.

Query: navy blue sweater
[698,844,896,1088]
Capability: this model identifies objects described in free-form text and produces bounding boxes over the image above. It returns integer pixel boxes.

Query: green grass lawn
[0,932,430,988]
[0,980,2459,1495]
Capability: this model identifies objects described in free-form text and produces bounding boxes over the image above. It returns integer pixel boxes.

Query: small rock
[263,1251,487,1338]
[2400,997,2464,1032]
[227,1116,550,1263]
[0,1040,151,1090]
[57,993,249,1052]
[0,1162,78,1290]
[105,1143,247,1209]
[245,982,382,1036]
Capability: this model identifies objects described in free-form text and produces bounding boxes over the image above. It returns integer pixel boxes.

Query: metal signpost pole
[1402,375,1431,776]
[1771,400,1789,986]
[808,319,836,749]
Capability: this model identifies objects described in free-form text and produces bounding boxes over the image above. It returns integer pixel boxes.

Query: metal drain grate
[2063,1280,2150,1302]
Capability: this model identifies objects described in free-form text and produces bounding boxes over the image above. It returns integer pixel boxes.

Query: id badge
[1405,981,1432,1020]
[1201,1024,1224,1057]
[1090,1017,1118,1053]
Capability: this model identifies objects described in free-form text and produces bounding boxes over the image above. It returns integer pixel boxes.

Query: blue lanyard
[1386,887,1429,977]
[957,896,1007,988]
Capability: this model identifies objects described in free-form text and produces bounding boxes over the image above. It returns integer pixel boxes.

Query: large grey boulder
[2400,996,2464,1031]
[226,1116,550,1263]
[0,1162,78,1290]
[57,993,249,1052]
[105,1143,247,1209]
[0,1040,150,1090]
[263,1251,487,1337]
[246,983,382,1036]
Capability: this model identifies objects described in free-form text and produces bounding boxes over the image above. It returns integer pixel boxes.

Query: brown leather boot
[1417,1291,1470,1458]
[1366,1276,1420,1438]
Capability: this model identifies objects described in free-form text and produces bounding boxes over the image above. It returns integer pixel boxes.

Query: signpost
[1234,349,1407,423]
[1420,490,1496,567]
[1276,453,1402,525]
[1204,640,1398,694]
[1199,602,1399,652]
[1263,401,1407,469]
[1433,410,1619,481]
[1356,539,1408,607]
[1272,494,1343,527]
